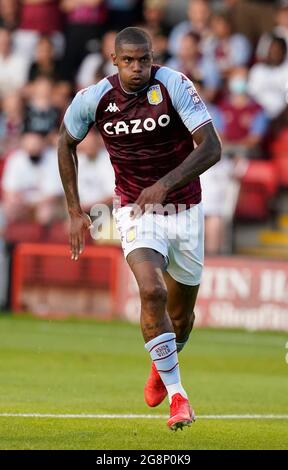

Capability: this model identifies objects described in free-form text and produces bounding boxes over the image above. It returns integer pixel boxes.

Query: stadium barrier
[11,243,130,319]
[11,243,288,331]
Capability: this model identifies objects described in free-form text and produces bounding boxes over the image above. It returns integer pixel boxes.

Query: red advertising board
[123,257,288,331]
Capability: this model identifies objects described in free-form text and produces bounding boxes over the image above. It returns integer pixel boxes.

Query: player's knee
[173,310,195,337]
[140,284,167,307]
[186,310,195,331]
[190,310,195,325]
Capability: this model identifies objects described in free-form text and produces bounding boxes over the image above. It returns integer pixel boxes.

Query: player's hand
[69,210,92,261]
[130,181,168,218]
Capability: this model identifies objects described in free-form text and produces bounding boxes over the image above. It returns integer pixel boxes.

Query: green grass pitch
[0,314,287,450]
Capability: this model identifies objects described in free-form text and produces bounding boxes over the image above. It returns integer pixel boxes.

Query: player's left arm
[132,69,222,216]
[160,122,221,192]
[132,122,221,216]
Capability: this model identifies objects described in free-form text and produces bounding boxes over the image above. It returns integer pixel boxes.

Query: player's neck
[118,75,150,95]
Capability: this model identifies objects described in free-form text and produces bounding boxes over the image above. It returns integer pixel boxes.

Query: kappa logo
[147,85,163,105]
[105,102,120,112]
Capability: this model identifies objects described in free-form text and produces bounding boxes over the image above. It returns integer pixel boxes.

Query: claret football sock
[145,332,187,404]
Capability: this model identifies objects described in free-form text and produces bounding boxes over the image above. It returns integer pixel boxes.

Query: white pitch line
[0,413,288,420]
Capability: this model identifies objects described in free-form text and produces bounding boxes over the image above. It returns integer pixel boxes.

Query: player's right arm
[58,81,112,260]
[58,87,97,261]
[58,122,92,261]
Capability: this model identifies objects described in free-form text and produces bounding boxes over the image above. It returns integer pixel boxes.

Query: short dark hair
[185,31,201,44]
[115,27,152,52]
[270,34,287,55]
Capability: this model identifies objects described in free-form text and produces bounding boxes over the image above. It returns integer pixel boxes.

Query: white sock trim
[144,332,176,352]
[166,383,188,404]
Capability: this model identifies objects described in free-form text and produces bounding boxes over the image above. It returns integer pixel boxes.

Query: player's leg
[127,248,194,429]
[164,202,204,349]
[145,273,198,406]
[162,203,203,428]
[163,272,199,353]
[127,248,173,341]
[143,203,203,408]
[127,248,172,408]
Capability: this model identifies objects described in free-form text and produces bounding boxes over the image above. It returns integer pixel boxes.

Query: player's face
[112,43,153,92]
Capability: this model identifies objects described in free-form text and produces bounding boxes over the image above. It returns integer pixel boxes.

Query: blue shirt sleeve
[230,34,252,66]
[207,105,224,134]
[156,66,212,133]
[63,79,112,140]
[251,110,269,136]
[201,59,221,90]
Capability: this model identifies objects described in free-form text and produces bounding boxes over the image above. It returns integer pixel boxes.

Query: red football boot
[167,393,195,431]
[144,362,167,407]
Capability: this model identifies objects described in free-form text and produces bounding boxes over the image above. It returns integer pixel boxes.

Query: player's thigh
[163,271,199,321]
[166,203,204,287]
[127,248,167,301]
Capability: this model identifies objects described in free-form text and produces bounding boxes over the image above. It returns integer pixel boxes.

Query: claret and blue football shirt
[64,65,212,207]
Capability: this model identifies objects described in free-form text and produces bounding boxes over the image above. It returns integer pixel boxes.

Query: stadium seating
[270,129,288,188]
[4,220,95,245]
[235,161,278,220]
[46,221,94,245]
[5,222,44,243]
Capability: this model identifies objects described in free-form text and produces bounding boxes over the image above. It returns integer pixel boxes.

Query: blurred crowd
[0,0,288,256]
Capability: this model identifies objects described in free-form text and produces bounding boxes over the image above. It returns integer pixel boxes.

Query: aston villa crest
[147,85,163,105]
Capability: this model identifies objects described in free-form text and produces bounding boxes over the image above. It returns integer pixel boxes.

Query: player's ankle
[166,383,188,404]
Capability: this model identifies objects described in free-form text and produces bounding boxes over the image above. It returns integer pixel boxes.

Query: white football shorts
[113,202,204,286]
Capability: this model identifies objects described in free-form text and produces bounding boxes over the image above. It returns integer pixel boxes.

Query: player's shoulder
[154,66,196,106]
[75,77,114,104]
[154,65,190,88]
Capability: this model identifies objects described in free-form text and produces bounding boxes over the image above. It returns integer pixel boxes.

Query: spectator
[0,0,19,30]
[257,0,288,61]
[24,76,60,136]
[1,131,64,225]
[206,11,252,77]
[0,26,30,98]
[163,0,188,26]
[60,0,107,81]
[76,31,117,89]
[0,92,24,155]
[219,66,269,158]
[168,0,212,57]
[221,0,275,45]
[13,0,64,61]
[50,80,73,119]
[139,0,170,64]
[142,0,170,38]
[106,0,142,30]
[248,36,288,118]
[77,130,115,212]
[201,66,268,254]
[201,155,234,255]
[196,83,234,255]
[166,31,221,102]
[270,103,288,139]
[28,35,62,83]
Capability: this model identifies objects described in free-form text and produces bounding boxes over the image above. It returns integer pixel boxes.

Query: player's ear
[111,53,117,66]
